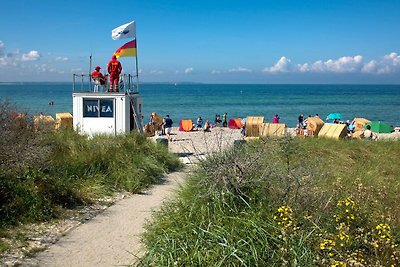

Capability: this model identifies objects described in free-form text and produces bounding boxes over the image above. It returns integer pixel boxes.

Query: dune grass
[0,102,182,229]
[139,137,400,266]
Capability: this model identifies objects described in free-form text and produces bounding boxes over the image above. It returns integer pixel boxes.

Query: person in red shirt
[273,114,280,124]
[91,66,106,92]
[107,55,122,92]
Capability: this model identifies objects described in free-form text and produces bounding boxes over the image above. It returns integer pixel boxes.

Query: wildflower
[273,205,295,230]
[320,239,335,251]
[331,260,347,267]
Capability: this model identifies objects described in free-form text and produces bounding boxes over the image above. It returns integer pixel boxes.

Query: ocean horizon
[1,82,399,128]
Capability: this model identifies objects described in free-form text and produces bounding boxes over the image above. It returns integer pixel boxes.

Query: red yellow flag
[114,40,137,58]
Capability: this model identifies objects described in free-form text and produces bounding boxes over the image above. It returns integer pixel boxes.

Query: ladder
[126,89,143,134]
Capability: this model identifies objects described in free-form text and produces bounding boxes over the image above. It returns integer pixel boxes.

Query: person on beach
[203,120,211,132]
[91,66,106,92]
[107,55,122,92]
[214,114,222,127]
[273,114,280,124]
[222,112,228,127]
[163,115,173,140]
[298,114,305,128]
[361,125,377,140]
[196,116,203,130]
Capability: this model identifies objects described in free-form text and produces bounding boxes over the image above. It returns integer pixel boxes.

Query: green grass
[0,102,182,229]
[139,137,400,266]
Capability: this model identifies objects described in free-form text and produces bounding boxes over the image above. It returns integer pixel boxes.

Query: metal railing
[72,74,139,94]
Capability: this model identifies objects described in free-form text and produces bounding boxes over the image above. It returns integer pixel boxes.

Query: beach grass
[139,137,400,266]
[0,101,182,228]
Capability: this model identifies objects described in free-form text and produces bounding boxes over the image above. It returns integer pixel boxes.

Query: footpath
[22,170,188,267]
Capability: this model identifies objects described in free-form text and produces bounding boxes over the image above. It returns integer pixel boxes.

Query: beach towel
[179,119,193,132]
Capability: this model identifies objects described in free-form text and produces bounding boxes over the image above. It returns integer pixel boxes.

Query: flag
[111,21,136,40]
[114,40,137,58]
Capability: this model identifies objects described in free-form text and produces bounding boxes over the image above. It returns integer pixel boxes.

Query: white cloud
[211,70,221,74]
[262,56,292,73]
[298,55,363,73]
[71,68,83,73]
[55,56,68,61]
[361,60,378,73]
[35,64,48,72]
[362,52,400,74]
[262,54,400,75]
[0,40,4,57]
[21,50,41,61]
[150,69,164,75]
[184,67,194,74]
[228,67,252,73]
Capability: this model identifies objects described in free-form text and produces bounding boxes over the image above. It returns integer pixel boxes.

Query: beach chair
[33,114,55,131]
[318,123,347,140]
[306,116,324,137]
[245,116,264,139]
[55,112,73,130]
[259,123,286,137]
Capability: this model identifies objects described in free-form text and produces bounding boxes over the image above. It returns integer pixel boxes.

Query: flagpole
[89,54,92,91]
[134,38,139,93]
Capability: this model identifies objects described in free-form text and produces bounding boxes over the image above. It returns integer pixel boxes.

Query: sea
[0,83,399,128]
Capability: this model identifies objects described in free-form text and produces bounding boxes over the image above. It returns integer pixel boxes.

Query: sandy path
[26,170,188,267]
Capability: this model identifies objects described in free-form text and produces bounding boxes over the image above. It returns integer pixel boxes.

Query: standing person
[214,114,222,127]
[163,114,173,141]
[273,114,280,124]
[298,114,304,128]
[91,66,106,92]
[222,112,228,127]
[107,55,122,92]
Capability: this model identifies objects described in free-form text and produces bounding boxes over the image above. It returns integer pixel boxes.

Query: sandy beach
[150,127,244,164]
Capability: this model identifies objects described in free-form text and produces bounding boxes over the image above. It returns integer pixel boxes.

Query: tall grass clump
[140,136,400,266]
[0,101,182,227]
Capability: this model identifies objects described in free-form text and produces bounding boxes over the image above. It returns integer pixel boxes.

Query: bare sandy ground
[152,127,243,164]
[24,171,188,267]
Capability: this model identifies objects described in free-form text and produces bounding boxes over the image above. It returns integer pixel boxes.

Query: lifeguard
[107,55,122,92]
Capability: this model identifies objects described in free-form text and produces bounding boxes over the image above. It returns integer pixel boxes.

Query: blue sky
[0,0,399,83]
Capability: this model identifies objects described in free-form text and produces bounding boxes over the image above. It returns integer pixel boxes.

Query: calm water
[1,83,399,127]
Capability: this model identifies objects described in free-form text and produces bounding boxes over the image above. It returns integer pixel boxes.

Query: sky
[0,0,399,83]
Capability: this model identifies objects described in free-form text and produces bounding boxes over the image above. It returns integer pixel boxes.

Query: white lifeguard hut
[72,20,145,137]
[72,74,143,137]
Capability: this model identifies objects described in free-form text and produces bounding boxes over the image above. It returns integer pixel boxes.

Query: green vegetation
[0,101,182,229]
[139,137,400,266]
